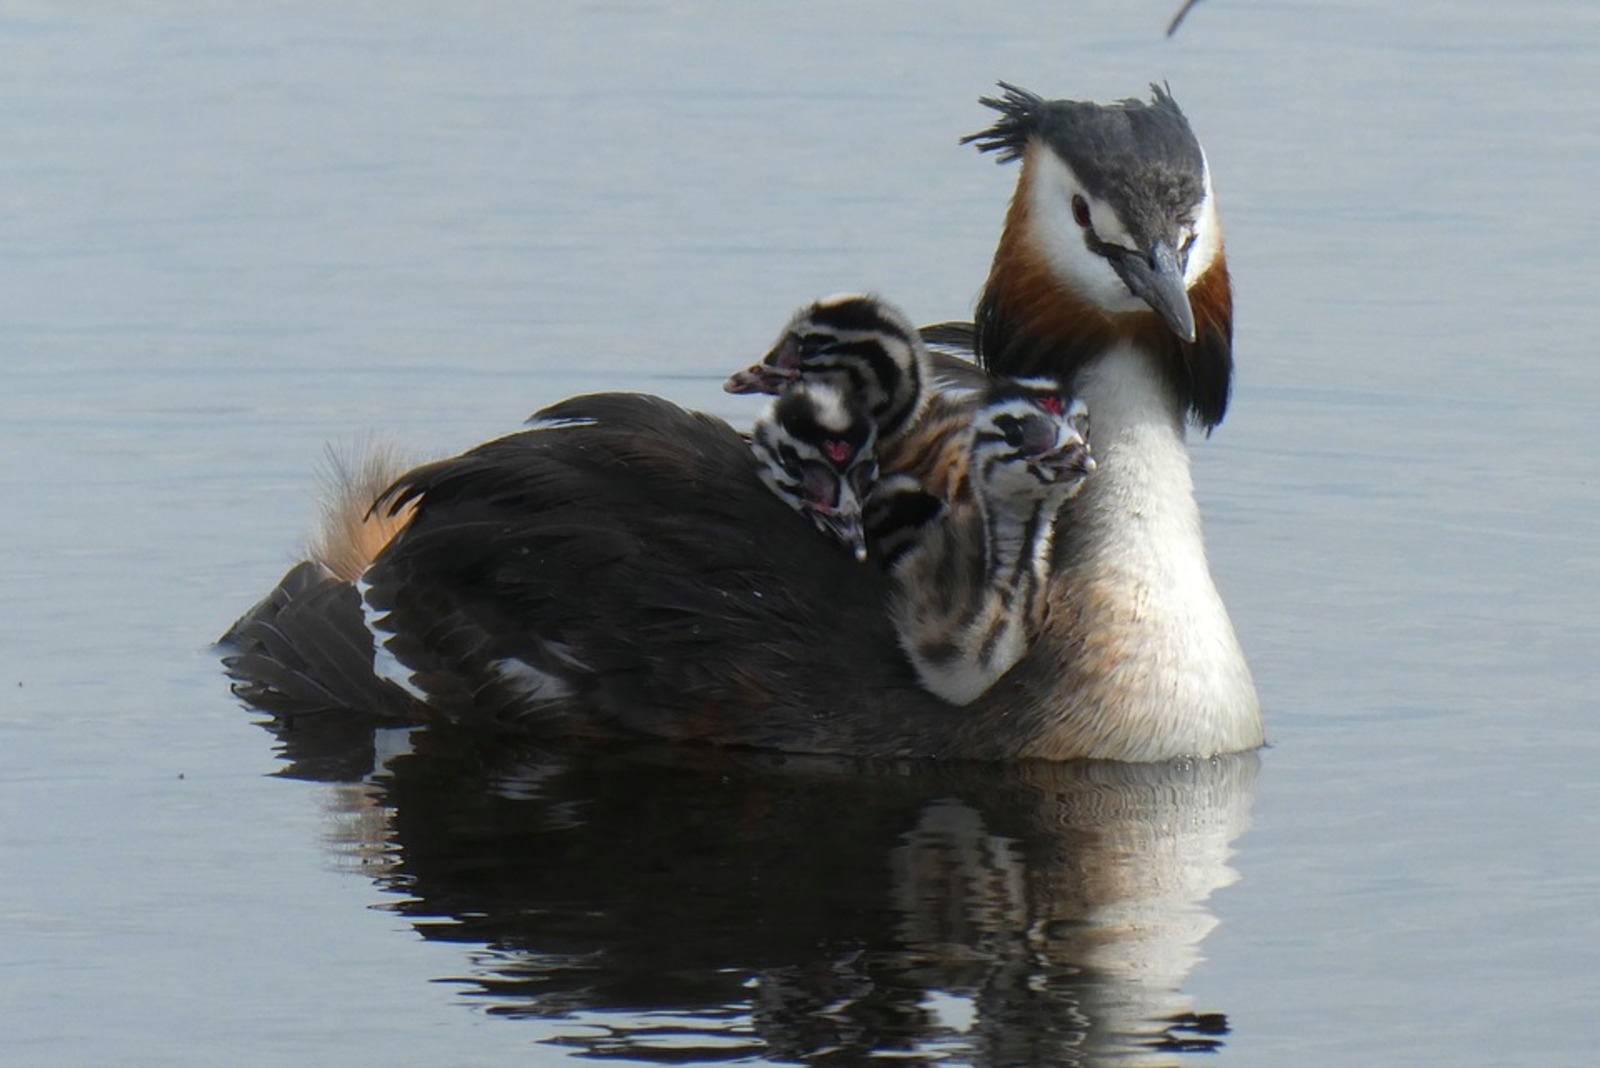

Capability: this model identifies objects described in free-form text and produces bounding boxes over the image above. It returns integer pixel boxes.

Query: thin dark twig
[1167,0,1205,37]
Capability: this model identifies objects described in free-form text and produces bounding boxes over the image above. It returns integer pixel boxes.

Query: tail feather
[221,559,424,723]
[309,442,419,582]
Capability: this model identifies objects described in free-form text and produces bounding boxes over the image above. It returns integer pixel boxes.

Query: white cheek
[1023,150,1146,314]
[1184,154,1223,285]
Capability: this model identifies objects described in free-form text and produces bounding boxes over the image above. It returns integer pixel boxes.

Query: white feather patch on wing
[491,657,575,702]
[355,575,428,702]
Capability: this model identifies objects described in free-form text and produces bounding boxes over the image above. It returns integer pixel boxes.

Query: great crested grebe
[223,83,1262,761]
[726,293,932,445]
[723,296,1095,703]
[885,377,1093,705]
[954,82,1259,758]
[747,379,879,562]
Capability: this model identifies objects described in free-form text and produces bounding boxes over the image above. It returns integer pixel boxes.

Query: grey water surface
[2,2,1596,1065]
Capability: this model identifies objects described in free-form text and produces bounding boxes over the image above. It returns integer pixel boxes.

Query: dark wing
[362,392,917,743]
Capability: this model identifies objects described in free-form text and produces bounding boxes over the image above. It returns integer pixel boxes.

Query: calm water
[3,2,1597,1065]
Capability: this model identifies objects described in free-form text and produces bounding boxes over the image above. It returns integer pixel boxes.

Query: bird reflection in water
[269,716,1257,1066]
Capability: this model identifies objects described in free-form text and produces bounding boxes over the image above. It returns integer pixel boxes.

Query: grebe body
[223,84,1262,761]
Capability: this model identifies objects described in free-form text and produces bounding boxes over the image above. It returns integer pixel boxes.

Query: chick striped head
[749,380,879,562]
[727,293,931,444]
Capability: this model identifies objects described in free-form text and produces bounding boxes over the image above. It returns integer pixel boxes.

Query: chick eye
[849,461,878,498]
[1071,195,1092,229]
[996,415,1025,449]
[796,335,834,361]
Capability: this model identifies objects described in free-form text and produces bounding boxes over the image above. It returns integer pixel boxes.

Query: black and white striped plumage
[725,294,932,444]
[749,381,878,562]
[887,378,1093,705]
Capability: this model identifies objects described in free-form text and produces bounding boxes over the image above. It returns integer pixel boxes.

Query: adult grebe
[223,84,1261,761]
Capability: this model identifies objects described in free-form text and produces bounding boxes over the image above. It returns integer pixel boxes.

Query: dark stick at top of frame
[1166,0,1205,38]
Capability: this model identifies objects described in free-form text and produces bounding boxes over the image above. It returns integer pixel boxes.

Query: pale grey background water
[2,2,1596,1065]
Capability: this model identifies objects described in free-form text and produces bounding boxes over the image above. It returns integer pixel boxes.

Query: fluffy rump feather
[308,441,420,582]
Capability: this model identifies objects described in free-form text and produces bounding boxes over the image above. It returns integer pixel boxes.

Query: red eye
[823,439,851,467]
[1071,195,1091,229]
[1038,394,1065,416]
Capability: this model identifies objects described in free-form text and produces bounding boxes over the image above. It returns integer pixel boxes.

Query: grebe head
[725,293,932,443]
[964,82,1221,343]
[749,380,879,562]
[970,376,1095,510]
[966,83,1234,431]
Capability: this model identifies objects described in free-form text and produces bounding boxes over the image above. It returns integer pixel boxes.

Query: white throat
[1054,341,1260,758]
[1070,349,1210,591]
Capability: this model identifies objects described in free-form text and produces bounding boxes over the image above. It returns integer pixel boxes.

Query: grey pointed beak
[1109,239,1196,343]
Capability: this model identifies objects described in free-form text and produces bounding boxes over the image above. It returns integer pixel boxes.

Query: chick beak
[813,500,869,563]
[724,333,803,395]
[1038,436,1095,485]
[723,362,795,395]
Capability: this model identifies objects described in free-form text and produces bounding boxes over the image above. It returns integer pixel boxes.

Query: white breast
[1052,342,1261,759]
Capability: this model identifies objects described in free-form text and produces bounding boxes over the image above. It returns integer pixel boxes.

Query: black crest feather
[961,83,1199,183]
[959,82,1047,163]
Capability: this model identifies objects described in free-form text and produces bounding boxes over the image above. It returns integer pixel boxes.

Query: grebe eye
[796,335,833,361]
[996,416,1025,449]
[1071,195,1091,229]
[775,444,804,479]
[849,461,877,498]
